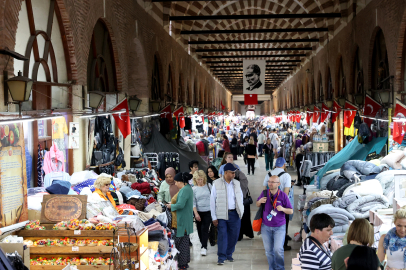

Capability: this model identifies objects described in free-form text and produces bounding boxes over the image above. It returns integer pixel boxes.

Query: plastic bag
[255,159,260,168]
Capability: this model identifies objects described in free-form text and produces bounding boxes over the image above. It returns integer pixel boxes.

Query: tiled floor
[188,157,303,269]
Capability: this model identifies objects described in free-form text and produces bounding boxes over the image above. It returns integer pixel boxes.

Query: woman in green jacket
[166,172,194,270]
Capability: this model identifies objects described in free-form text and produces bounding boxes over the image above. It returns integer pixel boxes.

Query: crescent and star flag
[221,100,225,110]
[306,110,312,125]
[343,101,358,128]
[111,98,131,138]
[160,104,173,130]
[331,100,342,124]
[363,94,382,127]
[313,106,320,123]
[173,107,185,128]
[296,111,301,123]
[393,99,406,144]
[244,94,258,105]
[320,103,330,123]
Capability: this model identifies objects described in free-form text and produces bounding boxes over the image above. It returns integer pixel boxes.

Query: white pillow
[380,151,406,170]
[342,179,383,197]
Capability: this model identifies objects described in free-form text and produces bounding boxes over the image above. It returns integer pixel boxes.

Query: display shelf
[30,246,114,254]
[30,265,110,270]
[19,230,115,237]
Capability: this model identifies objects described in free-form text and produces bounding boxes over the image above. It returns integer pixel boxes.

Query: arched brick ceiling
[160,0,346,94]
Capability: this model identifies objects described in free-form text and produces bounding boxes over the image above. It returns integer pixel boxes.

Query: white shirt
[210,179,243,221]
[263,168,291,191]
[387,249,406,269]
[257,133,266,144]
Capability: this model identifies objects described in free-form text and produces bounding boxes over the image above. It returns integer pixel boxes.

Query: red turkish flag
[244,94,258,105]
[320,103,330,123]
[344,101,358,128]
[296,111,301,123]
[221,100,225,110]
[313,106,320,123]
[393,100,406,144]
[173,107,185,128]
[111,99,131,138]
[363,94,381,127]
[160,104,173,130]
[331,100,341,124]
[306,111,312,125]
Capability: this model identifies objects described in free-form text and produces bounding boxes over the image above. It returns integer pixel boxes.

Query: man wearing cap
[263,157,293,251]
[210,163,244,265]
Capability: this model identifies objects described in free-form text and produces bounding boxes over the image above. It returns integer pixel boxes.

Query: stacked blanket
[347,194,390,218]
[320,171,341,190]
[333,191,360,209]
[307,204,355,233]
[340,160,381,181]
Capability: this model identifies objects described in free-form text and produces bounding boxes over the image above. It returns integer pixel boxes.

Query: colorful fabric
[52,117,68,139]
[93,188,123,214]
[383,227,406,263]
[37,143,44,187]
[43,143,65,174]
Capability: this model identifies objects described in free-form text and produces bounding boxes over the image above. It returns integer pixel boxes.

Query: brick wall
[275,0,406,111]
[0,0,231,109]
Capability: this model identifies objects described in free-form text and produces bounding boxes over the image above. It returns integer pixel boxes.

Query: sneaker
[284,245,292,251]
[227,258,234,262]
[217,261,224,265]
[201,248,207,256]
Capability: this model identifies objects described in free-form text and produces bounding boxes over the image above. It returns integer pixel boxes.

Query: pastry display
[23,240,34,247]
[96,222,117,231]
[67,219,80,230]
[66,238,77,246]
[36,240,46,247]
[86,239,98,247]
[83,223,96,230]
[53,221,68,230]
[76,239,87,246]
[25,220,40,230]
[95,257,105,265]
[79,219,89,224]
[55,239,66,247]
[30,256,113,266]
[80,258,89,265]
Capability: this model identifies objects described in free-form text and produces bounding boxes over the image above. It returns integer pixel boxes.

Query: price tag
[72,246,79,252]
[74,230,81,235]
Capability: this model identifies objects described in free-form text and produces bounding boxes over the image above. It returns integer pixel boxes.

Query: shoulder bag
[252,190,267,232]
[243,188,253,205]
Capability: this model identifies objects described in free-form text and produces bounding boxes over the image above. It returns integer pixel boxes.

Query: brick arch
[367,26,385,90]
[97,18,123,92]
[177,72,184,104]
[335,54,343,98]
[129,38,148,97]
[348,44,360,96]
[1,0,78,80]
[395,8,406,93]
[325,65,333,100]
[166,62,175,102]
[152,51,164,100]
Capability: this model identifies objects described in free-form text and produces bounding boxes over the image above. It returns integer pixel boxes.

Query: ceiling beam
[210,66,295,69]
[206,60,300,64]
[213,72,290,74]
[181,28,329,35]
[189,38,319,45]
[171,13,341,21]
[202,54,306,59]
[196,47,312,52]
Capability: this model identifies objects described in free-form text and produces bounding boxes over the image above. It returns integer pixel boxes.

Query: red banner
[393,100,406,144]
[111,99,131,138]
[344,101,358,128]
[320,103,329,123]
[313,106,320,123]
[244,94,258,105]
[306,110,312,125]
[296,111,301,123]
[331,100,342,124]
[363,94,382,127]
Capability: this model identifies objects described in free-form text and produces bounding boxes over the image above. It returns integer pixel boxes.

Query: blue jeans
[258,144,264,156]
[261,223,286,270]
[217,211,241,262]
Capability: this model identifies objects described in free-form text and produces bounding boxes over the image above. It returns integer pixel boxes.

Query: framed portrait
[243,60,266,95]
[68,135,79,149]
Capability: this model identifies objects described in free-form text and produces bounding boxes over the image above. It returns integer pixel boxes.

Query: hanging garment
[37,143,44,187]
[160,118,170,135]
[53,138,66,166]
[52,117,68,139]
[184,117,192,130]
[43,143,65,174]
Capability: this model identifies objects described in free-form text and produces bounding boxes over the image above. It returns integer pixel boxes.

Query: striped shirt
[299,237,332,270]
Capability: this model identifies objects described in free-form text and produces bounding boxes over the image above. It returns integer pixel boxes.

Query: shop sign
[41,195,87,223]
[0,123,28,228]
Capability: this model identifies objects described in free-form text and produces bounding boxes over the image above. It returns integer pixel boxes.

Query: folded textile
[131,182,151,194]
[119,186,134,197]
[326,176,350,191]
[328,213,350,226]
[347,194,390,218]
[156,212,168,227]
[336,183,354,197]
[143,218,157,226]
[333,191,360,208]
[340,160,381,181]
[147,222,164,231]
[310,196,338,211]
[138,212,154,222]
[148,230,164,242]
[145,203,158,213]
[307,204,355,232]
[306,190,337,203]
[306,197,326,210]
[375,171,395,191]
[332,224,350,234]
[342,179,383,197]
[320,172,341,190]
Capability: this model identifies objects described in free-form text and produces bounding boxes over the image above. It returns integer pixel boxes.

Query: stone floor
[188,157,303,269]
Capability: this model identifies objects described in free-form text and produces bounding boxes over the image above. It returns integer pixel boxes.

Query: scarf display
[383,227,406,263]
[94,188,123,215]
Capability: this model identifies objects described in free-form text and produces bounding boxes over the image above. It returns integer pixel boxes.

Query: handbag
[253,190,266,232]
[243,188,253,205]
